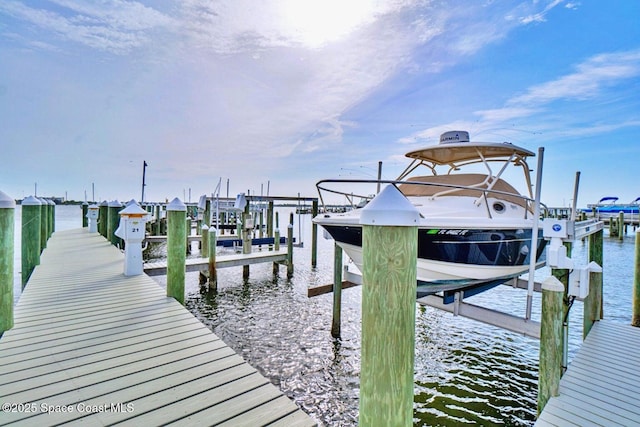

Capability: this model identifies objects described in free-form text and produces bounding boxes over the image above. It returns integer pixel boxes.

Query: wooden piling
[632,228,640,327]
[99,200,108,238]
[584,229,603,335]
[0,190,15,334]
[287,223,294,279]
[21,196,42,288]
[107,200,121,247]
[619,211,624,240]
[48,199,55,235]
[201,224,209,258]
[82,202,88,227]
[331,243,343,338]
[154,204,161,236]
[243,202,251,279]
[359,185,419,427]
[39,198,48,251]
[208,227,217,291]
[166,198,187,305]
[538,276,565,415]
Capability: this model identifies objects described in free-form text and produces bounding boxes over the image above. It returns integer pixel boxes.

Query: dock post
[154,204,161,235]
[82,202,88,227]
[107,200,121,247]
[584,229,604,335]
[331,243,343,338]
[287,214,294,279]
[267,201,274,244]
[48,199,55,235]
[186,217,191,255]
[311,199,318,268]
[201,224,209,258]
[633,228,640,327]
[619,211,624,240]
[243,202,251,279]
[39,198,48,251]
[208,227,217,291]
[21,196,42,288]
[273,228,281,274]
[538,276,565,415]
[359,185,419,427]
[167,198,187,305]
[0,190,15,333]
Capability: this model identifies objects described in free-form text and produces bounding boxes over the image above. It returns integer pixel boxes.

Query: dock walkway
[535,320,640,426]
[0,228,314,426]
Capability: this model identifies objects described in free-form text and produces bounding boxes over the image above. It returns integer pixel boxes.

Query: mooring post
[21,196,42,288]
[584,229,604,335]
[243,201,251,279]
[359,185,419,427]
[39,198,48,251]
[208,227,217,291]
[0,190,15,334]
[331,243,343,338]
[538,276,565,415]
[48,199,55,235]
[185,217,191,255]
[166,197,187,305]
[287,213,294,279]
[632,228,640,327]
[267,201,274,244]
[154,204,161,236]
[619,211,625,240]
[201,224,209,258]
[82,202,88,227]
[107,200,121,247]
[311,199,318,268]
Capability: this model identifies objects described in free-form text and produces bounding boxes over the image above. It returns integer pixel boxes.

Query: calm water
[10,205,637,426]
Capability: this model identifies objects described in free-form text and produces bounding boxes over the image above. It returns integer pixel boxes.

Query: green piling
[166,198,187,305]
[201,224,209,258]
[619,211,624,240]
[331,243,343,338]
[0,191,15,333]
[82,202,88,227]
[21,196,42,288]
[39,198,48,251]
[107,200,122,247]
[154,204,161,236]
[359,186,419,427]
[585,229,603,335]
[208,227,217,291]
[99,200,108,238]
[287,222,294,279]
[538,276,565,415]
[48,199,55,235]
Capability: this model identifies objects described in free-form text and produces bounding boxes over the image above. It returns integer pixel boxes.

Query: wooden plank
[0,228,313,426]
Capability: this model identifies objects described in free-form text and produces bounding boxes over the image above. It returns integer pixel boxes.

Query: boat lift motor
[543,218,602,300]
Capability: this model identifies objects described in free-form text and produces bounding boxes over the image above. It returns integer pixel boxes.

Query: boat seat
[398,173,529,209]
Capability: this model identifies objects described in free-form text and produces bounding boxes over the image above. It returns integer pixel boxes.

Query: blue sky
[1,0,639,207]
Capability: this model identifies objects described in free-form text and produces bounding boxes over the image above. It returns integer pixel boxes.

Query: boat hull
[322,224,546,293]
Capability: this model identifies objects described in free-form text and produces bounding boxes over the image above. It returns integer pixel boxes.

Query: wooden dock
[535,320,640,426]
[143,249,289,276]
[0,228,314,426]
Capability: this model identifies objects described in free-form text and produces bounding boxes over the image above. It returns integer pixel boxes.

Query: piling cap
[47,199,55,205]
[108,200,122,208]
[119,203,147,216]
[100,200,109,206]
[88,204,99,210]
[542,276,565,292]
[0,190,16,208]
[167,197,187,211]
[359,185,421,226]
[21,195,41,206]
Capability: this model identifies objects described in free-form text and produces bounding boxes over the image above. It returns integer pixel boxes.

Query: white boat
[313,131,547,296]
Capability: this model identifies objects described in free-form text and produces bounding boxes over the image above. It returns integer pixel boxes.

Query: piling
[331,243,343,338]
[0,190,15,334]
[107,200,122,247]
[632,228,640,327]
[154,204,161,235]
[208,227,217,291]
[358,185,419,427]
[166,198,187,305]
[201,224,209,258]
[243,202,251,279]
[538,276,565,415]
[81,202,88,227]
[584,229,604,335]
[287,220,294,279]
[39,198,48,251]
[619,211,624,240]
[21,196,42,287]
[48,199,55,235]
[99,201,108,238]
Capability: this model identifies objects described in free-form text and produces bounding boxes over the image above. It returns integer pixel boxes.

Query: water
[10,206,637,426]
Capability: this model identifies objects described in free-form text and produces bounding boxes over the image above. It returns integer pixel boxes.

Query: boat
[312,131,548,296]
[584,196,640,220]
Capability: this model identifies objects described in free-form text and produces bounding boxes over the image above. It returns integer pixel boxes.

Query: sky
[1,0,639,208]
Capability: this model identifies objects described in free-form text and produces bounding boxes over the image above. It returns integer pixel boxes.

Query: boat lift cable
[525,147,544,320]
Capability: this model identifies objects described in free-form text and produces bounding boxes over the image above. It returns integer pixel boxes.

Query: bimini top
[405,131,535,165]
